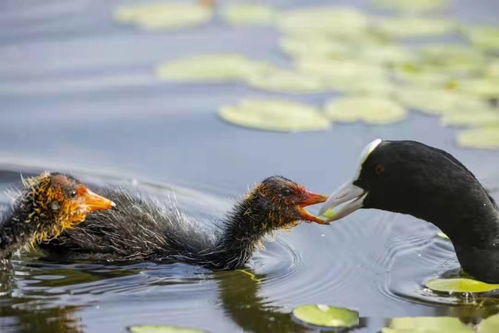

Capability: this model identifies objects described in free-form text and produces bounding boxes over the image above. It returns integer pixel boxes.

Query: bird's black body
[332,140,499,282]
[41,176,326,270]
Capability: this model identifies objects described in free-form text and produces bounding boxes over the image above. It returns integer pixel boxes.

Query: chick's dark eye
[280,188,293,197]
[69,190,77,198]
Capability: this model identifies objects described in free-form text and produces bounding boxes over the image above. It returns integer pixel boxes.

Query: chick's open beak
[80,189,115,211]
[295,191,329,224]
[319,182,366,221]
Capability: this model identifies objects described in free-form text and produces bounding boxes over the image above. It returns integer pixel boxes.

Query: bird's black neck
[209,195,273,270]
[0,191,43,258]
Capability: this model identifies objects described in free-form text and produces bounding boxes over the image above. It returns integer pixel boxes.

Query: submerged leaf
[457,127,499,150]
[292,304,359,328]
[219,99,330,132]
[156,54,273,82]
[383,316,473,333]
[114,2,212,31]
[426,278,499,293]
[128,325,206,333]
[325,96,407,124]
[221,4,276,25]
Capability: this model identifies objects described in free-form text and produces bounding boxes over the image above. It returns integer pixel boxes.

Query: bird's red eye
[375,164,385,175]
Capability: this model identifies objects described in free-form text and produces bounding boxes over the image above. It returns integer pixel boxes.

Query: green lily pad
[325,96,407,124]
[221,4,276,25]
[219,99,330,132]
[359,44,416,65]
[479,314,499,333]
[485,59,499,79]
[426,278,499,293]
[373,0,449,13]
[418,44,485,75]
[128,325,206,333]
[278,7,369,36]
[246,69,329,93]
[457,127,499,150]
[442,108,499,127]
[393,63,452,87]
[375,17,456,38]
[452,78,499,100]
[155,54,273,82]
[280,36,352,60]
[114,2,212,31]
[396,88,488,115]
[383,317,473,333]
[292,304,359,328]
[463,25,499,52]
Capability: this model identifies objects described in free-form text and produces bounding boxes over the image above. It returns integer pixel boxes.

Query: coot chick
[41,176,327,270]
[320,140,499,283]
[0,172,115,259]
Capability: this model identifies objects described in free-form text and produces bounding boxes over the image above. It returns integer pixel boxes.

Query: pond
[0,0,499,332]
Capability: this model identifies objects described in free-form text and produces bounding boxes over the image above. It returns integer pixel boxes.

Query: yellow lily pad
[155,54,273,82]
[292,304,359,328]
[128,325,206,333]
[221,4,276,25]
[278,7,368,36]
[219,99,330,132]
[373,0,449,13]
[375,17,456,38]
[246,69,329,93]
[383,317,473,333]
[114,2,212,31]
[463,25,499,51]
[426,278,499,293]
[442,108,499,127]
[457,127,499,149]
[325,96,407,124]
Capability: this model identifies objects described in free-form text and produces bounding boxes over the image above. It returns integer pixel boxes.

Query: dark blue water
[1,0,499,332]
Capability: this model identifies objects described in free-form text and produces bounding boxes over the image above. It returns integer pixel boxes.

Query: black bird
[0,172,114,259]
[320,139,499,283]
[41,176,327,270]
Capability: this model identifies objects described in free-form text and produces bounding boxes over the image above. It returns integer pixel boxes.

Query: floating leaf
[292,304,359,328]
[373,0,449,13]
[155,54,273,82]
[280,36,352,59]
[426,278,499,293]
[114,2,212,31]
[359,44,416,65]
[418,44,485,75]
[463,25,499,52]
[278,7,368,36]
[457,127,499,150]
[128,325,206,333]
[221,4,276,25]
[383,317,473,333]
[325,96,407,124]
[246,69,329,93]
[393,63,451,87]
[375,17,456,38]
[452,78,499,100]
[442,108,499,127]
[479,314,499,333]
[219,99,330,132]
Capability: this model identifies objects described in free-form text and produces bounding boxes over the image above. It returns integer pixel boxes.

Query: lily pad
[463,25,499,52]
[426,278,499,293]
[292,304,359,328]
[452,78,499,100]
[114,2,212,31]
[221,4,276,25]
[128,325,206,333]
[325,96,407,124]
[155,54,273,82]
[442,108,499,127]
[383,317,473,333]
[375,17,456,38]
[479,314,499,333]
[278,7,369,36]
[457,127,499,150]
[373,0,449,13]
[246,69,329,93]
[219,99,330,132]
[393,63,452,87]
[280,36,352,60]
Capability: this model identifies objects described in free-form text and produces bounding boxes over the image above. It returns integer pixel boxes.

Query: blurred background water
[0,0,499,332]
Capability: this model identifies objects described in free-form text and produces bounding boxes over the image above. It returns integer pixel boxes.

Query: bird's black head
[247,176,328,230]
[320,140,497,238]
